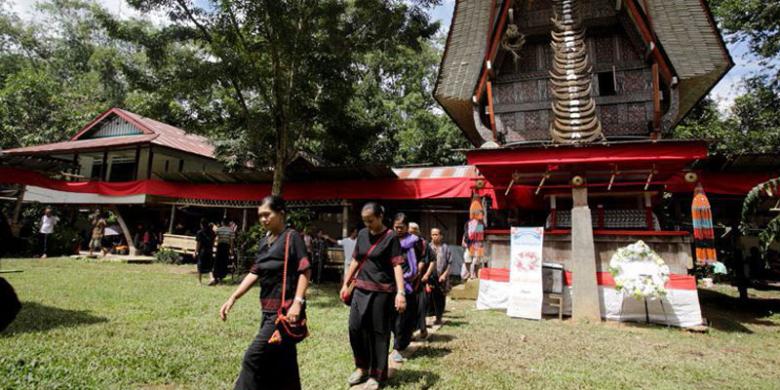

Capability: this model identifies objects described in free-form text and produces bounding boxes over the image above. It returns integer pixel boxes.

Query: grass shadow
[387,369,440,389]
[441,320,468,328]
[442,313,464,319]
[2,302,108,336]
[412,346,452,359]
[699,288,780,333]
[426,333,456,343]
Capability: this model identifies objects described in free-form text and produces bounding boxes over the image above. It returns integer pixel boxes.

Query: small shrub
[155,248,181,264]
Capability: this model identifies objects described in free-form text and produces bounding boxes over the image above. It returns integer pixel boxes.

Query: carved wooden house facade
[435,0,732,147]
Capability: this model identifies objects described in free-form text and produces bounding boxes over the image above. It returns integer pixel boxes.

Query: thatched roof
[434,0,733,145]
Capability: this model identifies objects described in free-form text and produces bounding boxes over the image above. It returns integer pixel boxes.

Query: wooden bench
[161,234,197,256]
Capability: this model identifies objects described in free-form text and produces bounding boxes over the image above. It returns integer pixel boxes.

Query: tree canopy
[0,0,467,194]
[672,1,780,157]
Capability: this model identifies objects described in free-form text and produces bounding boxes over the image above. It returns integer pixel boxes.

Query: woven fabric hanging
[692,184,717,265]
[466,198,485,258]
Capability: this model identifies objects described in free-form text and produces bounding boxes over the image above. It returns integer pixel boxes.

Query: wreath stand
[617,293,670,327]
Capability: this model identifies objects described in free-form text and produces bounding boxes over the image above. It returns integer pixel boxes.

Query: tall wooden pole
[168,205,176,234]
[11,184,26,236]
[341,200,350,238]
[146,146,154,180]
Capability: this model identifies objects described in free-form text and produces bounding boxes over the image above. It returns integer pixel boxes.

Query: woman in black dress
[341,202,406,389]
[220,196,311,390]
[195,218,215,285]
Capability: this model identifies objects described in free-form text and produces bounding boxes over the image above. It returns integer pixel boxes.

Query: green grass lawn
[1,258,780,389]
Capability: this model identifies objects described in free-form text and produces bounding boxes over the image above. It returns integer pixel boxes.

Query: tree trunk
[271,114,287,196]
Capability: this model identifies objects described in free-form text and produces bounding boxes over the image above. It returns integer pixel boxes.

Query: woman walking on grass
[341,202,406,390]
[195,218,215,285]
[220,196,311,390]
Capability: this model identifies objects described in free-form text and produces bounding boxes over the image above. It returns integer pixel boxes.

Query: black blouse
[250,228,310,312]
[353,228,404,292]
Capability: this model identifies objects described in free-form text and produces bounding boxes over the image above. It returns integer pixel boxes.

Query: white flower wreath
[608,240,670,300]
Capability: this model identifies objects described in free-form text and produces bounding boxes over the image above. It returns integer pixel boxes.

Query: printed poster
[507,227,544,320]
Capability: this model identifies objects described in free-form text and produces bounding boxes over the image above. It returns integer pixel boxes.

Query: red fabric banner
[481,267,696,290]
[563,271,697,290]
[667,172,776,196]
[0,167,492,202]
[467,141,708,169]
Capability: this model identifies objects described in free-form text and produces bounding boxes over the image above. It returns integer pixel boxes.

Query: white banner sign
[507,227,544,320]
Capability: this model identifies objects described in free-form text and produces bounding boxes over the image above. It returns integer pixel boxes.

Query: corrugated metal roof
[115,109,215,158]
[6,108,216,159]
[5,134,157,155]
[392,165,479,179]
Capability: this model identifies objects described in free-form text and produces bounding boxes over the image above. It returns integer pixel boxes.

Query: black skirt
[214,243,230,278]
[235,312,300,390]
[197,248,213,274]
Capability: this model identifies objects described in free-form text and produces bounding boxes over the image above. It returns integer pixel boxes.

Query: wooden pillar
[133,145,141,180]
[651,62,661,136]
[550,195,558,229]
[100,150,108,181]
[72,154,79,180]
[644,192,654,230]
[146,146,154,180]
[341,200,350,238]
[11,184,26,236]
[570,183,601,321]
[242,208,248,232]
[168,205,176,234]
[486,80,497,141]
[109,205,137,255]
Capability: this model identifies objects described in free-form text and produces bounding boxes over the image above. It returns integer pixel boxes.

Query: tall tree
[105,0,440,195]
[710,0,780,86]
[673,78,780,156]
[0,0,147,149]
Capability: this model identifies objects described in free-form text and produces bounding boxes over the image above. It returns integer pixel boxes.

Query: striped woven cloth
[692,185,717,265]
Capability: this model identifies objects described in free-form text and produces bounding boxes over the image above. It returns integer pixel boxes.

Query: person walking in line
[389,213,426,363]
[342,202,406,389]
[220,196,311,390]
[195,218,215,285]
[409,222,433,339]
[39,207,59,258]
[428,228,452,325]
[213,219,234,285]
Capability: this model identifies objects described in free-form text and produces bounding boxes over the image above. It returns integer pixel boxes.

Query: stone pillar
[570,183,601,321]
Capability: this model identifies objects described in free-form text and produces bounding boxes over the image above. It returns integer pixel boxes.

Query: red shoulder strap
[349,229,392,285]
[278,231,292,316]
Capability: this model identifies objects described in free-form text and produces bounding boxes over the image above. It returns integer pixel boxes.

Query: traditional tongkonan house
[434,0,733,326]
